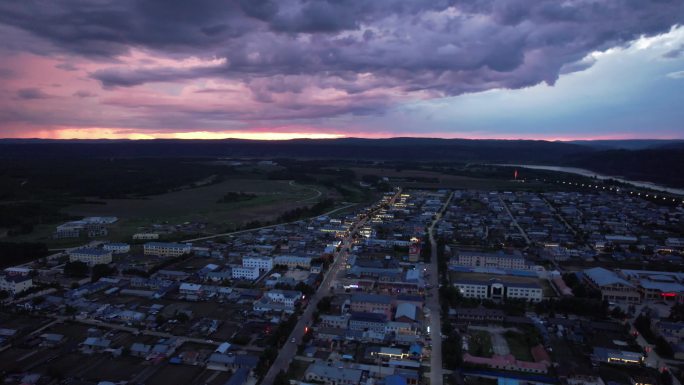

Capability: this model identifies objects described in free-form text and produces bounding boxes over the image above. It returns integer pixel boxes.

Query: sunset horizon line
[2,135,684,142]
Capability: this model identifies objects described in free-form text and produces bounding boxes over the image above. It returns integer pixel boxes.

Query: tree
[64,261,88,278]
[274,370,289,385]
[295,282,314,296]
[317,296,333,313]
[175,311,190,323]
[92,264,116,282]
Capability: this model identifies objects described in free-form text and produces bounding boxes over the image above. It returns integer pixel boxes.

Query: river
[496,164,684,196]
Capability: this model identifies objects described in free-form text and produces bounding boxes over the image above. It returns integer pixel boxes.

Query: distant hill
[567,146,684,188]
[0,138,592,163]
[1,137,682,188]
[566,139,684,150]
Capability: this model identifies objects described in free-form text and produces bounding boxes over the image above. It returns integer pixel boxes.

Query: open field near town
[7,178,334,246]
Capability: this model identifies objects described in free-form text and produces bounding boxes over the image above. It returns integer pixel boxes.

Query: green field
[6,178,335,246]
[468,331,494,357]
[504,330,534,361]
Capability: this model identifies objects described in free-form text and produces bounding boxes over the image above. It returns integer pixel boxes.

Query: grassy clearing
[468,331,494,357]
[503,331,533,361]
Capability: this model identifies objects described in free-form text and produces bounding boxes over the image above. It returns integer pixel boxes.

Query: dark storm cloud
[1,0,683,112]
[16,88,52,100]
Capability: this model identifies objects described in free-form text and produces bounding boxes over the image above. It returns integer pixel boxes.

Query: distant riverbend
[495,164,684,196]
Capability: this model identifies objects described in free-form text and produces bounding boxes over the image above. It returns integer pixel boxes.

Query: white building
[143,242,191,257]
[133,233,159,240]
[253,289,303,313]
[273,255,312,269]
[0,274,33,295]
[103,243,130,254]
[454,278,543,302]
[265,290,302,307]
[242,256,273,271]
[232,266,260,281]
[68,248,113,266]
[451,250,530,270]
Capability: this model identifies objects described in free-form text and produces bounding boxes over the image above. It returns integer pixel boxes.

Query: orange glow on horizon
[3,127,682,142]
[17,128,346,141]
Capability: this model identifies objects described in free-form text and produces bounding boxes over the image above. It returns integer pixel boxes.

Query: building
[133,233,159,240]
[242,256,273,271]
[144,242,192,257]
[68,248,112,266]
[320,314,350,329]
[451,250,530,270]
[454,278,543,302]
[253,290,302,313]
[592,347,644,365]
[583,267,641,303]
[349,312,387,333]
[232,266,260,281]
[452,307,505,324]
[103,243,130,254]
[394,303,418,323]
[408,242,421,263]
[304,363,363,385]
[619,269,684,303]
[350,293,393,317]
[206,353,259,372]
[273,255,312,269]
[0,274,33,295]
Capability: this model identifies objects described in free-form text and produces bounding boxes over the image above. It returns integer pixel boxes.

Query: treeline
[0,242,49,269]
[569,146,684,188]
[277,199,336,222]
[0,158,237,199]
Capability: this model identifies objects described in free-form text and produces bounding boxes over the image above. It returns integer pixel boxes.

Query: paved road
[498,195,531,245]
[427,191,453,385]
[260,190,401,385]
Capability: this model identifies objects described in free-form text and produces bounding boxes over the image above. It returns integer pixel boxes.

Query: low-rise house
[592,347,644,365]
[144,242,192,257]
[304,363,364,385]
[232,266,260,281]
[69,248,113,266]
[179,283,202,297]
[206,353,258,372]
[655,321,684,343]
[242,256,273,271]
[253,290,302,313]
[133,233,159,240]
[452,307,505,324]
[583,267,641,303]
[274,255,312,269]
[350,293,393,318]
[0,274,33,295]
[130,343,152,358]
[103,243,130,254]
[320,314,350,329]
[394,303,418,323]
[349,312,387,333]
[81,337,111,354]
[40,333,65,347]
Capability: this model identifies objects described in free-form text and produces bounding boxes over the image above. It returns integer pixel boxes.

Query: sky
[0,0,683,140]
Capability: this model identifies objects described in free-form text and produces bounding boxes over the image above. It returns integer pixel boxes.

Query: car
[291,338,297,343]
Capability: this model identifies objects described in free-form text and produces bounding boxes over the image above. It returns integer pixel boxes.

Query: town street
[260,190,401,385]
[427,191,453,385]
